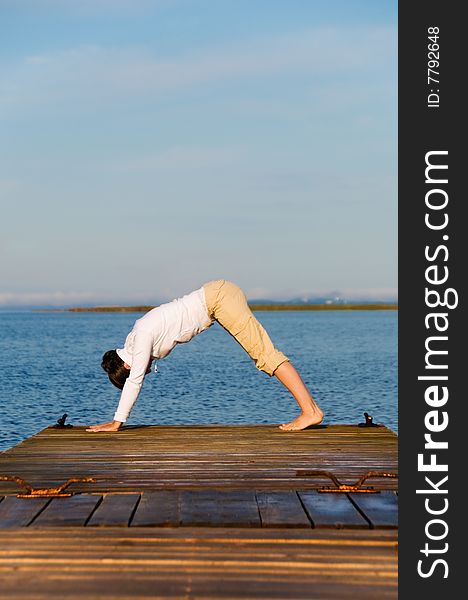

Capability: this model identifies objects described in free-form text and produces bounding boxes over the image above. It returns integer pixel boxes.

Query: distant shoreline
[48,303,398,313]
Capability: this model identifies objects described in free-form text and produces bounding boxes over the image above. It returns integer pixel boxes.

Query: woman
[86,280,324,433]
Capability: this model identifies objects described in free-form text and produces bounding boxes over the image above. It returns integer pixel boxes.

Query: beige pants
[203,280,289,376]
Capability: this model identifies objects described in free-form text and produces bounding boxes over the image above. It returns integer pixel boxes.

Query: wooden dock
[0,424,398,599]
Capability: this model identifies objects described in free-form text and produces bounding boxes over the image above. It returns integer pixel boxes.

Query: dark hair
[101,350,130,390]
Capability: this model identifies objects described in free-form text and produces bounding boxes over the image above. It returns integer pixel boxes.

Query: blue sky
[0,0,397,306]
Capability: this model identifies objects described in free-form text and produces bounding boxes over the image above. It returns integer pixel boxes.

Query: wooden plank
[256,491,311,528]
[0,525,398,542]
[0,527,397,600]
[299,491,370,529]
[131,491,180,527]
[180,490,261,527]
[0,496,50,528]
[87,493,140,527]
[30,495,102,527]
[350,491,398,529]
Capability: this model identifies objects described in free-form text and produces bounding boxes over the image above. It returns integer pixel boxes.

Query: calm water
[0,310,397,451]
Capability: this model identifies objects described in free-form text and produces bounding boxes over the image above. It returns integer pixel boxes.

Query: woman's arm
[113,331,153,421]
[86,331,153,433]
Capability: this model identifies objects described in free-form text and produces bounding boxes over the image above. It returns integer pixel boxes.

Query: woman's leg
[204,280,324,431]
[273,361,324,431]
[205,280,287,374]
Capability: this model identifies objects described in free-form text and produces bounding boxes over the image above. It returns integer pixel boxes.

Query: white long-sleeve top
[113,287,213,422]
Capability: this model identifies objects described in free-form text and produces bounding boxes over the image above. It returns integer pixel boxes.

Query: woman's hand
[86,420,122,433]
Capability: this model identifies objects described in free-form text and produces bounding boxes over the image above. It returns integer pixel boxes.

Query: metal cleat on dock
[295,469,398,493]
[0,475,95,498]
[358,412,381,427]
[51,413,73,428]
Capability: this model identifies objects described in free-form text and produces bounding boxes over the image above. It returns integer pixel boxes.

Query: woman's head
[101,350,130,390]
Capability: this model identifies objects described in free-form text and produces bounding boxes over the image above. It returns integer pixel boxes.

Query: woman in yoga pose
[87,280,323,433]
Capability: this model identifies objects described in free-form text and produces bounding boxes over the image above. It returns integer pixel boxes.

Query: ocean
[0,310,397,452]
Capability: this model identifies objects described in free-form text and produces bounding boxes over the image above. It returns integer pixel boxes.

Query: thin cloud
[0,178,20,193]
[0,0,171,16]
[0,286,398,308]
[121,145,242,172]
[0,291,98,307]
[246,287,398,302]
[329,288,398,302]
[0,25,396,114]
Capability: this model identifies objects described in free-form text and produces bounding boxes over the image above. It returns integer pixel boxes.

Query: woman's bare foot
[86,420,122,433]
[279,410,324,431]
